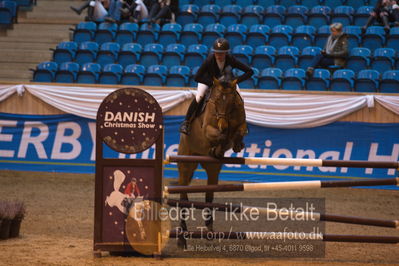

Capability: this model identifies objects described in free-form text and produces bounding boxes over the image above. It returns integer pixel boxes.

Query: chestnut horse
[176,77,247,247]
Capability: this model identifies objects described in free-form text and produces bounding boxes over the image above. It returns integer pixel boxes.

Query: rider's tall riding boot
[179,99,198,135]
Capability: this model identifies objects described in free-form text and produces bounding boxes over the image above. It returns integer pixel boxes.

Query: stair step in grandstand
[0,0,83,82]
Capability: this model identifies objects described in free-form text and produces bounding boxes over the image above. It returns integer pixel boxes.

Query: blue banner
[1,113,398,189]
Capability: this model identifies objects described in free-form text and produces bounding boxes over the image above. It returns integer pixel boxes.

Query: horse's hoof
[177,237,187,249]
[233,142,245,153]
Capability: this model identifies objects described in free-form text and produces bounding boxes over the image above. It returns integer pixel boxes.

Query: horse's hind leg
[177,162,198,248]
[201,163,222,232]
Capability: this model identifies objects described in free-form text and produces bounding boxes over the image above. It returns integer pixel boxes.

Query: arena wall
[1,82,399,123]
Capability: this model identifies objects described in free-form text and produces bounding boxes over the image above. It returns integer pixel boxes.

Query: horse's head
[211,77,238,133]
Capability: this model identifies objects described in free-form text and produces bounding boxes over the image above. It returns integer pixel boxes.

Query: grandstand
[0,0,398,92]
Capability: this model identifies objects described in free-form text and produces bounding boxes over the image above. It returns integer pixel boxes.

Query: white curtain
[0,84,24,102]
[375,95,399,116]
[1,84,399,128]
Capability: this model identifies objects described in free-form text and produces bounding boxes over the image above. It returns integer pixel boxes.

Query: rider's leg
[180,83,208,135]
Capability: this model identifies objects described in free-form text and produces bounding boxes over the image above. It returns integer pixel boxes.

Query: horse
[176,77,247,247]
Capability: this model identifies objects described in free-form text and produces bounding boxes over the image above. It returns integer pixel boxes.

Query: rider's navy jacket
[194,54,254,87]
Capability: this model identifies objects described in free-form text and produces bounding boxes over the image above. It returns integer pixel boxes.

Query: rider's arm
[194,55,213,86]
[229,55,254,84]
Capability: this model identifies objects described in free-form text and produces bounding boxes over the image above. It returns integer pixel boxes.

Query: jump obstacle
[166,199,399,229]
[169,230,399,244]
[164,155,399,245]
[164,155,399,194]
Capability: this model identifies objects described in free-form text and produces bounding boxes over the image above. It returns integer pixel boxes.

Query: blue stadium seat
[189,66,200,87]
[380,70,399,93]
[315,25,331,48]
[302,0,322,8]
[252,45,276,70]
[99,63,123,84]
[346,0,368,10]
[236,0,256,6]
[269,25,293,48]
[51,41,78,64]
[115,22,138,45]
[210,0,233,6]
[231,45,253,65]
[166,65,191,87]
[257,0,277,5]
[117,43,142,68]
[136,23,160,46]
[31,61,58,82]
[258,68,283,90]
[55,62,79,83]
[263,5,285,27]
[343,26,362,50]
[246,24,270,49]
[158,23,182,46]
[285,5,308,27]
[386,27,399,49]
[354,69,380,92]
[371,48,395,74]
[162,43,186,67]
[282,68,306,90]
[176,4,200,24]
[139,43,164,67]
[184,44,208,67]
[96,42,120,67]
[369,0,379,5]
[75,41,99,65]
[94,22,118,45]
[0,1,17,27]
[121,64,145,85]
[331,6,355,26]
[275,46,299,72]
[202,23,226,48]
[225,24,248,48]
[330,69,355,91]
[323,0,345,9]
[305,68,330,91]
[346,47,371,74]
[190,0,207,7]
[143,65,168,86]
[279,0,300,7]
[307,5,331,28]
[298,46,322,69]
[76,63,101,84]
[198,4,221,25]
[292,25,316,50]
[14,0,33,8]
[354,6,373,26]
[219,5,242,27]
[180,23,203,47]
[233,67,259,89]
[362,26,386,52]
[72,22,97,44]
[240,5,264,27]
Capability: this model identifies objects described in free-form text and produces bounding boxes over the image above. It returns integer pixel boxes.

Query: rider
[179,38,254,135]
[124,177,141,198]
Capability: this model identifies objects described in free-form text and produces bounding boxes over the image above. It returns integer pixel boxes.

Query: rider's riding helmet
[211,38,230,53]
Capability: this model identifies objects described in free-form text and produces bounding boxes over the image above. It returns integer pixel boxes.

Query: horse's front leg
[232,123,247,153]
[204,125,226,158]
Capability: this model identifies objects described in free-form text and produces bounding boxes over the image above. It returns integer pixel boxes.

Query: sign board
[93,88,166,256]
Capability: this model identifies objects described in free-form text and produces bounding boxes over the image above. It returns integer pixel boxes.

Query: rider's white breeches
[195,83,241,103]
